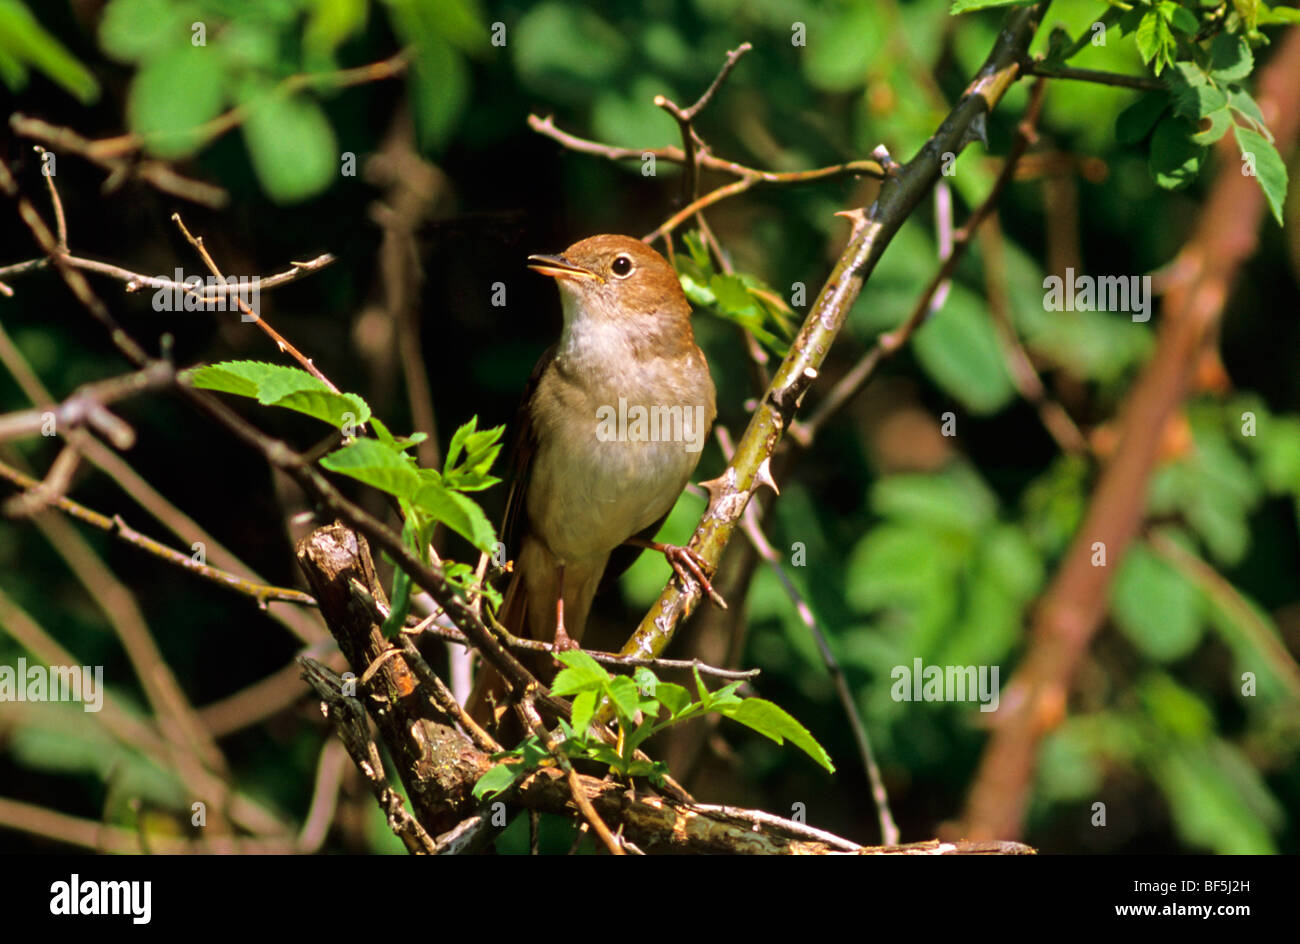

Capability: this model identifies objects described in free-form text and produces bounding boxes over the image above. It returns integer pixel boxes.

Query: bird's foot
[652,542,727,609]
[550,623,581,653]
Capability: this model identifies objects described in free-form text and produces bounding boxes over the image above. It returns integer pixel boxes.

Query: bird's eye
[610,255,634,277]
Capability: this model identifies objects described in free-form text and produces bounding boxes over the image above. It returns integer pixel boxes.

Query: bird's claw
[662,544,727,609]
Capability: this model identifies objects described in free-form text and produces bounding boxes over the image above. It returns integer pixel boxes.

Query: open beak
[527,254,604,283]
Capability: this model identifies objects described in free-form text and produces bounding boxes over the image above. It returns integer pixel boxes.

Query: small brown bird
[468,234,718,727]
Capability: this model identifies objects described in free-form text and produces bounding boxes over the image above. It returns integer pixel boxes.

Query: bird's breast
[526,350,715,564]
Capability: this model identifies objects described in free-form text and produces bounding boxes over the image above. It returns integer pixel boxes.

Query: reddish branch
[961,27,1300,841]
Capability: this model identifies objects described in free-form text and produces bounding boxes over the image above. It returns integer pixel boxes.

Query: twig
[85,51,410,161]
[404,617,760,681]
[10,113,228,207]
[978,216,1088,455]
[0,359,173,446]
[171,213,340,391]
[961,27,1300,840]
[654,42,754,213]
[398,636,501,753]
[1146,528,1300,700]
[299,656,438,854]
[296,739,348,853]
[617,5,1050,676]
[516,694,625,855]
[0,458,317,608]
[1020,58,1165,91]
[0,319,327,646]
[790,77,1049,447]
[0,586,291,837]
[719,426,899,845]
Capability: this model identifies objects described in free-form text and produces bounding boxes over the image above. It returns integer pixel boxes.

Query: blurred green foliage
[0,0,1297,855]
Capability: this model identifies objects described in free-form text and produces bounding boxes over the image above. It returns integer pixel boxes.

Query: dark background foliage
[0,0,1297,853]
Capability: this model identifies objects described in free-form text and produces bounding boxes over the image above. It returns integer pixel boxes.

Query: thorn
[754,457,779,496]
[835,207,867,228]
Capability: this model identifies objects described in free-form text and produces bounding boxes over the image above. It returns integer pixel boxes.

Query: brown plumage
[467,235,716,732]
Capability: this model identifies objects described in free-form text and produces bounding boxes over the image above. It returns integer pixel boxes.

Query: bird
[467,234,719,730]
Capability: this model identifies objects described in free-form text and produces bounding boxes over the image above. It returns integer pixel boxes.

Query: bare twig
[719,426,898,846]
[1020,58,1165,91]
[790,77,1049,447]
[0,459,317,608]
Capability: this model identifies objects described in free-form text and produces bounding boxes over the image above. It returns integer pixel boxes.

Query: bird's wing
[500,342,556,562]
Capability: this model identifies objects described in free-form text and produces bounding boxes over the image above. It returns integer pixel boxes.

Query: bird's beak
[527,254,605,284]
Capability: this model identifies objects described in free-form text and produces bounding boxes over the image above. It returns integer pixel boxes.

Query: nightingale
[467,234,720,727]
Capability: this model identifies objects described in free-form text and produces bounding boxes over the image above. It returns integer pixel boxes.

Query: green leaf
[1111,542,1204,661]
[570,690,597,736]
[1135,9,1177,75]
[1209,32,1254,82]
[304,0,368,64]
[1258,4,1300,23]
[606,675,641,723]
[1160,1,1200,34]
[443,416,504,491]
[911,286,1017,415]
[472,762,525,800]
[1167,64,1226,121]
[0,0,99,102]
[1116,92,1170,145]
[1227,87,1270,136]
[654,682,692,717]
[187,361,370,429]
[1233,125,1288,226]
[1148,115,1206,189]
[551,650,610,696]
[98,0,190,64]
[949,0,1037,12]
[412,480,497,552]
[1191,108,1233,145]
[714,698,835,773]
[321,438,422,501]
[242,90,337,203]
[128,43,226,158]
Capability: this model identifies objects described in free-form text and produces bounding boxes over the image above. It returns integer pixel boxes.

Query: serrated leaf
[188,361,370,429]
[1209,32,1254,82]
[321,438,422,501]
[714,698,835,773]
[571,690,597,736]
[412,480,497,551]
[655,682,692,717]
[606,675,641,722]
[1167,63,1226,120]
[1233,125,1288,226]
[1135,10,1177,75]
[1161,1,1200,34]
[1227,87,1270,136]
[551,650,610,695]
